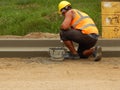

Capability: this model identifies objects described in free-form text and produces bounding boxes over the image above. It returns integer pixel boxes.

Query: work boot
[63,52,71,59]
[71,54,80,60]
[93,46,102,61]
[63,52,80,60]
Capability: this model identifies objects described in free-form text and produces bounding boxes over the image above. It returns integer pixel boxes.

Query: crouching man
[58,1,102,61]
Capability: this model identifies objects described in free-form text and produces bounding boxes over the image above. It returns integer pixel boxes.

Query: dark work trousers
[60,29,98,58]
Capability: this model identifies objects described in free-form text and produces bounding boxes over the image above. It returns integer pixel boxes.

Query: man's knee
[60,30,71,41]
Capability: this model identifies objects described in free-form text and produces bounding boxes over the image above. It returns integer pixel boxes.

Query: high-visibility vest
[70,9,99,34]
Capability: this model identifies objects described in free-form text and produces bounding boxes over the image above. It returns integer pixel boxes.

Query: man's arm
[60,10,73,30]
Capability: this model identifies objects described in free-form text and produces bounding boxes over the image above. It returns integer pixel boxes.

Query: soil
[0,32,59,39]
[0,32,119,90]
[0,57,120,90]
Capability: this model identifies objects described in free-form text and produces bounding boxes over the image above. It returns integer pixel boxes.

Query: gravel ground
[0,57,120,90]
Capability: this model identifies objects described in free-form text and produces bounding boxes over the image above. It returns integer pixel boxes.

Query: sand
[0,57,119,90]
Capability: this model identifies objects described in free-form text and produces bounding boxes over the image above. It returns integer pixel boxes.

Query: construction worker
[58,1,102,61]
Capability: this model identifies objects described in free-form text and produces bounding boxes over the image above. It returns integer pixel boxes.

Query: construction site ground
[0,57,120,90]
[0,32,119,90]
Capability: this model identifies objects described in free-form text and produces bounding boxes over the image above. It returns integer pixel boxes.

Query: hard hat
[58,1,71,14]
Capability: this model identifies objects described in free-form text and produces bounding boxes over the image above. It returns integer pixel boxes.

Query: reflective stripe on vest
[79,24,96,30]
[71,10,96,30]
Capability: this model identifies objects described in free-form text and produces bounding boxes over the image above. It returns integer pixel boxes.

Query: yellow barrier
[101,0,120,38]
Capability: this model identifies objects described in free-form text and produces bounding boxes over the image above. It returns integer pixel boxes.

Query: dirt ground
[0,32,59,39]
[0,57,120,90]
[0,32,119,90]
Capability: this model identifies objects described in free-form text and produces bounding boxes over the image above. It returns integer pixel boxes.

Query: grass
[0,0,101,35]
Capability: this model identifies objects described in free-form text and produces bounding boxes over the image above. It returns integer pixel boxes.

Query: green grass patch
[0,0,101,35]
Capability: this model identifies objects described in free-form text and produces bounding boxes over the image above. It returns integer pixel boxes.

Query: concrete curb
[0,39,119,57]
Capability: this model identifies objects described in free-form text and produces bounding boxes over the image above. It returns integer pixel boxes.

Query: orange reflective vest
[70,9,98,34]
